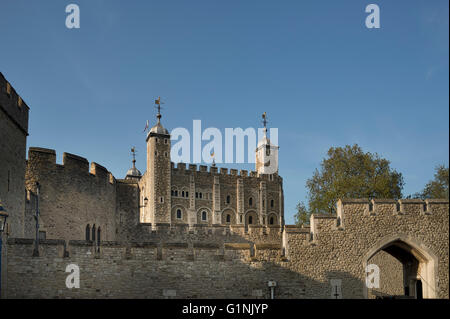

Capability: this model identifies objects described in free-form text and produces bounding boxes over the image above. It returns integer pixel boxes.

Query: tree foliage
[305,144,404,215]
[294,201,310,226]
[420,165,449,199]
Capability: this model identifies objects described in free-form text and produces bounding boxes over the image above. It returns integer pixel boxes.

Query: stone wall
[24,147,117,242]
[0,72,29,238]
[5,199,448,299]
[283,199,449,299]
[170,163,283,227]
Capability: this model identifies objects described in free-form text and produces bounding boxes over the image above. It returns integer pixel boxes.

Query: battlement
[6,237,284,262]
[171,162,279,182]
[0,72,30,135]
[133,222,283,242]
[337,198,448,221]
[283,198,449,248]
[28,147,115,184]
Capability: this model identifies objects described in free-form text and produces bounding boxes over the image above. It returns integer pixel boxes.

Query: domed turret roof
[149,121,169,135]
[126,166,141,178]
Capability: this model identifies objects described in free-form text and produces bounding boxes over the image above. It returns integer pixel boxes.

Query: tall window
[249,197,253,206]
[248,216,253,224]
[97,227,101,245]
[85,224,90,241]
[92,224,96,242]
[226,195,230,204]
[177,209,182,219]
[270,199,274,208]
[202,211,207,221]
[269,217,274,225]
[226,214,231,223]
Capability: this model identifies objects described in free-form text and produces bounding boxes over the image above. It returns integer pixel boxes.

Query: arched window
[174,190,178,197]
[92,224,96,242]
[181,191,185,197]
[249,197,253,206]
[226,195,230,204]
[248,216,253,224]
[270,199,274,208]
[226,214,231,223]
[269,217,274,225]
[85,224,90,241]
[97,227,101,245]
[186,191,189,198]
[202,211,207,221]
[177,209,182,219]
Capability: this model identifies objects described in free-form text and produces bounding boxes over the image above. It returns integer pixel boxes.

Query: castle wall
[24,147,117,242]
[283,199,449,299]
[0,72,29,238]
[5,200,448,299]
[170,163,283,227]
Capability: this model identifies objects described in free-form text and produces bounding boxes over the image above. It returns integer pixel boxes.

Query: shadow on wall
[5,237,366,299]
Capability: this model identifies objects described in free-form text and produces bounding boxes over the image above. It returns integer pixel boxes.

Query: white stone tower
[255,112,279,175]
[142,97,171,225]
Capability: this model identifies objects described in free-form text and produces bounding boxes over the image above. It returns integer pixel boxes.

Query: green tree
[420,165,449,199]
[306,144,404,215]
[294,201,311,226]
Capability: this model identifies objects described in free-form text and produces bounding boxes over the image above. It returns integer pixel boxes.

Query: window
[248,216,253,225]
[202,211,207,221]
[249,197,253,206]
[171,190,174,196]
[86,224,90,241]
[155,138,159,143]
[181,191,185,197]
[174,190,178,197]
[199,192,203,199]
[92,225,96,242]
[240,215,243,223]
[164,138,168,144]
[226,214,231,223]
[39,231,46,240]
[160,196,164,203]
[97,227,101,244]
[176,209,182,219]
[269,217,274,225]
[270,199,274,208]
[195,192,198,198]
[186,191,189,198]
[226,195,230,204]
[263,217,265,224]
[396,202,401,212]
[164,151,168,157]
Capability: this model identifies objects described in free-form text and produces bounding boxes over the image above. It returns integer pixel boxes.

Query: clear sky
[1,0,448,224]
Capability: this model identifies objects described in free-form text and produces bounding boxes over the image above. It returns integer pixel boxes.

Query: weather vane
[262,112,268,129]
[131,147,137,167]
[155,96,165,122]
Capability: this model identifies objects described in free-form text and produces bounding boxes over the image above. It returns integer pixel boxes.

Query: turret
[255,112,279,175]
[143,97,172,225]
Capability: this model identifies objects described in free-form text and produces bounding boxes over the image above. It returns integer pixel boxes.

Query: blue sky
[1,0,448,224]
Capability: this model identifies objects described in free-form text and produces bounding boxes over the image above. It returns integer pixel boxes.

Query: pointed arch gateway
[363,234,438,299]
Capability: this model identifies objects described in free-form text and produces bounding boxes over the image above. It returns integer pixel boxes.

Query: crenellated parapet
[0,72,29,135]
[24,147,117,241]
[170,162,280,181]
[27,147,115,185]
